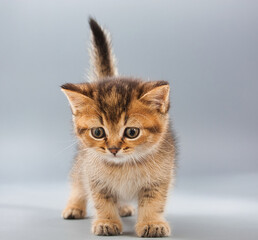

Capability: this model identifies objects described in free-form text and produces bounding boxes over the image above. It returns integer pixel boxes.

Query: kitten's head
[62,78,170,163]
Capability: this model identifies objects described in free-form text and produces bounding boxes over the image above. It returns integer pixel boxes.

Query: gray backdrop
[1,1,258,239]
[1,0,257,183]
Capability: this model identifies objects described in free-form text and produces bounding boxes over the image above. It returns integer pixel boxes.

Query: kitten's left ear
[139,83,170,113]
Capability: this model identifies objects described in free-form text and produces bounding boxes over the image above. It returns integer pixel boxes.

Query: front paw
[92,219,122,236]
[135,221,170,237]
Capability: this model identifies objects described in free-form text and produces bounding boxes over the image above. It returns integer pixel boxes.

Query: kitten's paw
[119,205,135,217]
[92,219,122,236]
[62,207,86,219]
[135,221,170,237]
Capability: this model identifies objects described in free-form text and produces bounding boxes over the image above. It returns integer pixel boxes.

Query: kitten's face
[62,79,170,164]
[75,102,166,163]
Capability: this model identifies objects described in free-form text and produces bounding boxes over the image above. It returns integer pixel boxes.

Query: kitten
[61,18,176,238]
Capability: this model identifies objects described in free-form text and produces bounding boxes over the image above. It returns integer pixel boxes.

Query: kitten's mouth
[109,153,122,158]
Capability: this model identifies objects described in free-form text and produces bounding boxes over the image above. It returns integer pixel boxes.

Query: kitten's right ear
[61,84,94,115]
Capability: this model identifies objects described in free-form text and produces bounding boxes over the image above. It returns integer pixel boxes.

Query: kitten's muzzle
[108,147,121,156]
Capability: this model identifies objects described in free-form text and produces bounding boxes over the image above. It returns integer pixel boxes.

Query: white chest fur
[86,160,152,201]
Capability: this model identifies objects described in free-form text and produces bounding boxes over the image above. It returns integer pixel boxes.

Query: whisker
[54,139,78,157]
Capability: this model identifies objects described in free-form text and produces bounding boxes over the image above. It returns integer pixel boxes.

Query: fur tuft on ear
[139,84,170,113]
[61,84,94,115]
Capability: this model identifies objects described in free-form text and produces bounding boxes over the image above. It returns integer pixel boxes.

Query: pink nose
[108,147,120,156]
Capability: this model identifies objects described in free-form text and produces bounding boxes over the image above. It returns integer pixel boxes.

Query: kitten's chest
[102,165,150,200]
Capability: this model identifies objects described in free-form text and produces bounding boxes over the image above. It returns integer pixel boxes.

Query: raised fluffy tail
[89,18,117,81]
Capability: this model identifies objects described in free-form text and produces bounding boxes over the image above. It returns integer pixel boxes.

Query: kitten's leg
[118,203,135,217]
[91,190,122,236]
[62,179,87,219]
[135,182,171,237]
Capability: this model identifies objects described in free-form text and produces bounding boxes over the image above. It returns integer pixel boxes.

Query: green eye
[124,127,140,139]
[91,127,105,139]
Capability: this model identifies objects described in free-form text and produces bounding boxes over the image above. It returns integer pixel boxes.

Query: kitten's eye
[91,127,105,139]
[124,127,140,139]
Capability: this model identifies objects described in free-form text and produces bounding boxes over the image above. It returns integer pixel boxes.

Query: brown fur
[61,18,176,238]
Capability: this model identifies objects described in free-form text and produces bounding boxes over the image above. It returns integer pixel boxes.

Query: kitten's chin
[98,152,142,164]
[101,152,134,164]
[104,156,128,164]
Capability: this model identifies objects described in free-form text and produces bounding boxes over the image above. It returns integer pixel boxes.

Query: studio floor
[1,174,258,240]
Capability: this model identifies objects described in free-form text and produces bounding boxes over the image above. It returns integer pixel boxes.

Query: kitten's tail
[89,18,117,81]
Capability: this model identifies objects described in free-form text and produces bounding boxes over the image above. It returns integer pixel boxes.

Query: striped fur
[89,18,117,81]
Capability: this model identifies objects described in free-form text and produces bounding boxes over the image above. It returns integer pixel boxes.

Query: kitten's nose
[108,147,120,156]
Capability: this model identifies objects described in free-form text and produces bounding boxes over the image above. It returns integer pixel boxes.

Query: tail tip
[88,17,101,33]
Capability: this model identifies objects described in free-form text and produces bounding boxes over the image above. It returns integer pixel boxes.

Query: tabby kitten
[61,18,176,238]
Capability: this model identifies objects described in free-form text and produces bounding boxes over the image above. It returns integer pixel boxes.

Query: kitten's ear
[61,84,94,115]
[139,83,170,113]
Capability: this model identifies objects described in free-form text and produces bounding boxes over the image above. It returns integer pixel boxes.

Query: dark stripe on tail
[89,18,117,80]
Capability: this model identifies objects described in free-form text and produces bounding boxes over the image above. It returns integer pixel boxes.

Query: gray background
[1,0,258,239]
